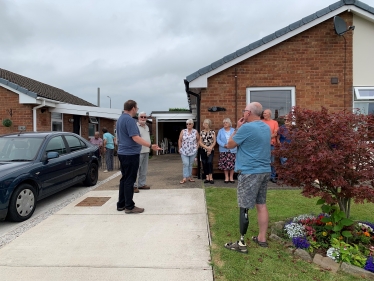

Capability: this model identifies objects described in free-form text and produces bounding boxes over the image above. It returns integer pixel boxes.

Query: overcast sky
[2,0,374,114]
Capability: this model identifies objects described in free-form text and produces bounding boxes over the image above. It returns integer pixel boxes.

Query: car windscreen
[0,137,44,161]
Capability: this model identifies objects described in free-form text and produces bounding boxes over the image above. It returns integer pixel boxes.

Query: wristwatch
[149,143,152,149]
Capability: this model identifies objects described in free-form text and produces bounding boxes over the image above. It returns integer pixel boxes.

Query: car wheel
[83,162,98,186]
[7,184,37,222]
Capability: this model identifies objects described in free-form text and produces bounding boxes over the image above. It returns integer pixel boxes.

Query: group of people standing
[178,117,238,184]
[92,98,287,255]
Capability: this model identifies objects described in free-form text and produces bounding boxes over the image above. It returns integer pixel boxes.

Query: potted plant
[192,158,198,176]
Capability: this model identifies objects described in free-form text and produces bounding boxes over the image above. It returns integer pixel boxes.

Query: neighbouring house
[184,0,374,175]
[0,68,121,138]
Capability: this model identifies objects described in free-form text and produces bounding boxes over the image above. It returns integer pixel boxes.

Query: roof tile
[0,68,95,106]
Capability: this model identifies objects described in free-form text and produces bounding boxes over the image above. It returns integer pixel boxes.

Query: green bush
[2,119,12,127]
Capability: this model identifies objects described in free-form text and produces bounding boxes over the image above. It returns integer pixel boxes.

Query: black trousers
[200,148,214,176]
[117,154,139,210]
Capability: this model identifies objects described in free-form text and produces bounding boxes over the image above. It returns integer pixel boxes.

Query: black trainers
[125,206,144,214]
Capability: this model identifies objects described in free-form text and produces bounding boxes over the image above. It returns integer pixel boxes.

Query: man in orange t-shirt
[262,109,279,183]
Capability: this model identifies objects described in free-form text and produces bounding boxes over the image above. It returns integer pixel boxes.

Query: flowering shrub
[292,237,310,249]
[283,201,374,272]
[326,247,340,262]
[364,256,374,273]
[285,222,305,238]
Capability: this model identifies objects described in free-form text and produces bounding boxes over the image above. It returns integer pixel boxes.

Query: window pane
[65,135,83,152]
[88,123,96,137]
[51,113,62,119]
[52,121,62,132]
[46,136,66,155]
[353,102,374,115]
[357,89,374,99]
[250,90,292,117]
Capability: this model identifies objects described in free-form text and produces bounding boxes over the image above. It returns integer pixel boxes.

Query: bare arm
[178,131,183,153]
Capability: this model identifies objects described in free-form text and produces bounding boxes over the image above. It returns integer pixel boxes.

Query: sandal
[188,178,195,182]
[224,241,248,254]
[252,236,268,248]
[179,179,186,184]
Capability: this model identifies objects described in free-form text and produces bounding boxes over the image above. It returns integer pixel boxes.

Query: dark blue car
[0,132,99,222]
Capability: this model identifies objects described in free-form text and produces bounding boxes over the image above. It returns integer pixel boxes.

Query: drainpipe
[235,68,238,123]
[32,99,46,132]
[184,79,201,179]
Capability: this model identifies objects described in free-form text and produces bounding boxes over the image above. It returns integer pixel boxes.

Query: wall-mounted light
[68,118,74,123]
[86,112,89,116]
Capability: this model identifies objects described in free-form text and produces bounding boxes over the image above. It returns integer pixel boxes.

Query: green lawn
[205,187,374,281]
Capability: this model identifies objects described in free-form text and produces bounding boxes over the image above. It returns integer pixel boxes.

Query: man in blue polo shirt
[116,100,160,214]
[224,102,271,254]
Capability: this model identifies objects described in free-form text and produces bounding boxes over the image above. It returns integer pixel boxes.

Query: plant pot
[192,167,198,176]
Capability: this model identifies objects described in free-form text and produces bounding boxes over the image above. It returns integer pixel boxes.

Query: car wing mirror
[46,152,59,160]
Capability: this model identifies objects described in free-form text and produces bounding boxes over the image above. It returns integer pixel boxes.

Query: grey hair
[139,111,147,116]
[223,118,232,127]
[264,108,272,117]
[248,102,264,117]
[186,119,194,125]
[203,118,212,128]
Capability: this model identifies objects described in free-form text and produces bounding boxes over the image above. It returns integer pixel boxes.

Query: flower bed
[274,207,374,275]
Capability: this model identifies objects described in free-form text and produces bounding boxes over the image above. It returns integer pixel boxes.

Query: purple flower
[292,237,310,249]
[364,256,374,273]
[360,221,374,231]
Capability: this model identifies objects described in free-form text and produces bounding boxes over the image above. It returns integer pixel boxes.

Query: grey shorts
[237,173,271,209]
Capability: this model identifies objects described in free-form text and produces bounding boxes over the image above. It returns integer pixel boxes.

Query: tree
[273,107,374,218]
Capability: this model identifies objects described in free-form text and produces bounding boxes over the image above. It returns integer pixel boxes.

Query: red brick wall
[0,86,116,139]
[0,87,34,134]
[197,13,353,175]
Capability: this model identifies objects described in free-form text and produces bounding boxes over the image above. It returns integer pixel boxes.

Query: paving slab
[0,189,213,281]
[58,189,207,215]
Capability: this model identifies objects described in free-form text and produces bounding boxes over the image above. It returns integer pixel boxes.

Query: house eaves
[186,0,374,89]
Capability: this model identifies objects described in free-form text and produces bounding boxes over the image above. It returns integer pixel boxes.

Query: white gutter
[32,99,46,132]
[36,97,65,104]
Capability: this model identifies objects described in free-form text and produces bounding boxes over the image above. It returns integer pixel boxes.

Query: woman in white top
[178,119,200,184]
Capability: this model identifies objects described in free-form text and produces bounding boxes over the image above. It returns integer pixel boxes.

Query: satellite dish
[334,16,348,35]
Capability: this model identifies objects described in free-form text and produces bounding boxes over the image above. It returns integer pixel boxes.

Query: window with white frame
[51,112,63,132]
[88,117,99,137]
[353,87,374,115]
[246,87,295,117]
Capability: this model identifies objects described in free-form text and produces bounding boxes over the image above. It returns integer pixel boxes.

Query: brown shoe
[125,206,144,214]
[134,187,139,193]
[138,185,150,189]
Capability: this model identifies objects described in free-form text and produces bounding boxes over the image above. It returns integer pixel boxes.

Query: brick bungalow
[0,68,121,138]
[184,0,374,175]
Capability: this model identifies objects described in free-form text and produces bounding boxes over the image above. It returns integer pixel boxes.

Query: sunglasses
[186,123,193,125]
[139,116,147,119]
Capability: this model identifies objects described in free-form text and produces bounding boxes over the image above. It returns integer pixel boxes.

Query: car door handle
[66,160,72,165]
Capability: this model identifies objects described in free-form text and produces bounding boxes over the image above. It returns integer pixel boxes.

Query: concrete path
[0,154,213,281]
